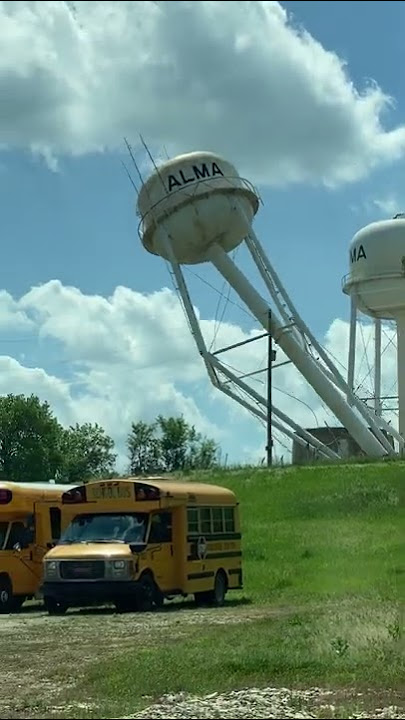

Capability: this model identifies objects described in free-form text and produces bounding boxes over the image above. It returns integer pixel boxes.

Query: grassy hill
[84,462,404,718]
[192,461,404,603]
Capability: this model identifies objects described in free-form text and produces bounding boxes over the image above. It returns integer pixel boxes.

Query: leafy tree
[157,415,219,471]
[127,420,162,475]
[0,394,63,483]
[189,437,219,470]
[157,415,193,472]
[127,415,219,474]
[59,422,116,483]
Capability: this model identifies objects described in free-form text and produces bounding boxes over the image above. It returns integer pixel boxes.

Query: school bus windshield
[59,513,148,545]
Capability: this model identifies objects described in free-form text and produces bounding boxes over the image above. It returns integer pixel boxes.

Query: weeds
[331,636,350,657]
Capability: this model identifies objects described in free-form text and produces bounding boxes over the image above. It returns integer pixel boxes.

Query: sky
[0,0,404,470]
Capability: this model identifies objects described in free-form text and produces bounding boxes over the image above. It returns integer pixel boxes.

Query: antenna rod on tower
[124,137,145,188]
[121,160,139,195]
[139,134,167,193]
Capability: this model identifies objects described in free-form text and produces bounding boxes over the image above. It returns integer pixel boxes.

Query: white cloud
[373,196,402,216]
[1,1,405,185]
[0,280,399,470]
[0,290,34,331]
[350,195,403,219]
[21,281,201,377]
[0,355,76,427]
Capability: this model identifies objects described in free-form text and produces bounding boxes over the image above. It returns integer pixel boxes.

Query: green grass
[192,462,405,603]
[75,462,404,718]
[87,601,404,708]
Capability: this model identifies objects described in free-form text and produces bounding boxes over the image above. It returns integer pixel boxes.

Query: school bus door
[21,504,64,589]
[4,515,38,595]
[147,511,176,593]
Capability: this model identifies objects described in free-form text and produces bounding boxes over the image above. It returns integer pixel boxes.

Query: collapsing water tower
[342,213,405,453]
[136,150,398,461]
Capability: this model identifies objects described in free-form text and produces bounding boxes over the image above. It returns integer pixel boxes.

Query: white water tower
[136,150,398,460]
[343,213,405,444]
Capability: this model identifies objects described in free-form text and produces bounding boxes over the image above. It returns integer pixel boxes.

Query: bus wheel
[0,579,23,613]
[44,597,68,616]
[210,570,227,607]
[138,574,157,612]
[154,587,165,610]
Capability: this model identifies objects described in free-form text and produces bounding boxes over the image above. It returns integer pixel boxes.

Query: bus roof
[0,481,74,492]
[84,477,237,504]
[0,481,75,507]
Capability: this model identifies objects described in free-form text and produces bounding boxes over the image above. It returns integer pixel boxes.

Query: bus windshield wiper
[88,539,126,544]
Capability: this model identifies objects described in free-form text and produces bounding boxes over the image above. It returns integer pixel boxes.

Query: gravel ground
[123,687,405,720]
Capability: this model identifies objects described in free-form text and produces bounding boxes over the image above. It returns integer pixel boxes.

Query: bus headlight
[107,559,130,578]
[44,560,59,578]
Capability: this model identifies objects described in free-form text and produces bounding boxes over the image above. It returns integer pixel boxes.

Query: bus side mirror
[15,540,31,550]
[129,542,146,554]
[14,536,32,551]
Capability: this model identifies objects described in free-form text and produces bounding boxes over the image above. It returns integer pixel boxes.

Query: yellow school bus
[0,481,74,612]
[42,477,242,615]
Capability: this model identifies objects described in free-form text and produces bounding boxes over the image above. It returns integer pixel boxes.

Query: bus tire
[154,587,165,609]
[0,577,23,614]
[137,573,158,612]
[44,596,68,616]
[209,570,227,607]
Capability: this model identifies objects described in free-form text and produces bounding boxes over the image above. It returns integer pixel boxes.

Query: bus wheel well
[0,573,11,588]
[139,569,154,582]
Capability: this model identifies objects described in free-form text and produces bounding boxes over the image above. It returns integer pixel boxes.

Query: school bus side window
[149,512,172,543]
[224,507,235,532]
[187,508,199,534]
[212,508,223,533]
[200,508,211,534]
[5,522,26,550]
[187,507,233,535]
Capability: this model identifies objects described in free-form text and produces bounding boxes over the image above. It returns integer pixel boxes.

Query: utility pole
[266,309,274,467]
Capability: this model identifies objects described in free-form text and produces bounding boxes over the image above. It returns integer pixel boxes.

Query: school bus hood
[46,543,133,560]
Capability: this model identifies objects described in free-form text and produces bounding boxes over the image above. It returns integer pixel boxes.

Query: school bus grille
[59,560,105,580]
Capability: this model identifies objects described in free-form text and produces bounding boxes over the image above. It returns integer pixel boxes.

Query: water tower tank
[137,151,259,264]
[342,214,405,318]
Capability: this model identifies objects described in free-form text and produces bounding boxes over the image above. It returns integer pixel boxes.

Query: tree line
[0,393,220,484]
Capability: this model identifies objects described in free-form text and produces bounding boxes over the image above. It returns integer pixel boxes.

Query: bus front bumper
[41,580,142,606]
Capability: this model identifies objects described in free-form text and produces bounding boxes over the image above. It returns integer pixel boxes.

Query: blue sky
[0,1,404,466]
